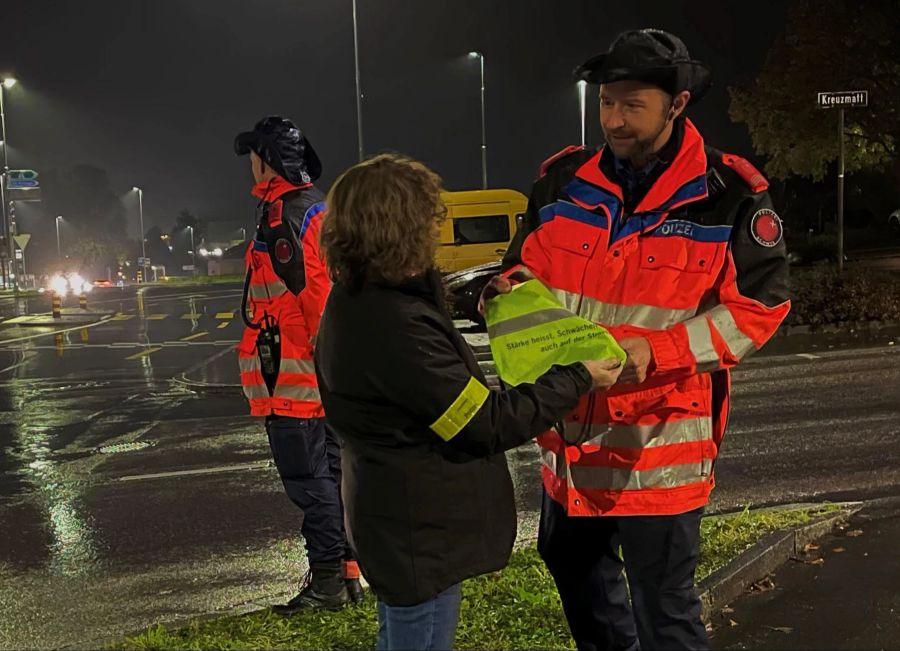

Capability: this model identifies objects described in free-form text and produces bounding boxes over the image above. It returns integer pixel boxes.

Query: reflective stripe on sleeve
[429,376,490,441]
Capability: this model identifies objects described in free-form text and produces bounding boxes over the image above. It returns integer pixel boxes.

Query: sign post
[817,91,868,274]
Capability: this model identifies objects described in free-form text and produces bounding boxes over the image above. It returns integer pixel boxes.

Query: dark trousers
[265,415,350,564]
[538,491,709,651]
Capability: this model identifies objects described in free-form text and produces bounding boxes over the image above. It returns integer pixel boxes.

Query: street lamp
[577,80,587,147]
[55,216,62,261]
[352,0,364,161]
[468,52,487,189]
[186,225,196,276]
[0,77,17,289]
[132,186,146,282]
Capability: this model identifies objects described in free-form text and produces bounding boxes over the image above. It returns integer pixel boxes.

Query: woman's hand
[580,358,624,391]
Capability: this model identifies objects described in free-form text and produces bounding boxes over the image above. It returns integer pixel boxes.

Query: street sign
[817,90,868,109]
[6,169,40,189]
[182,264,195,271]
[815,90,870,274]
[13,234,30,250]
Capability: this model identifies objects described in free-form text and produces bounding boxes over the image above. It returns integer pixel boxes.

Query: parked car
[443,260,503,326]
[436,189,527,272]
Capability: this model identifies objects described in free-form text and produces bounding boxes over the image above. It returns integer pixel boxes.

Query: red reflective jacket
[503,118,790,516]
[238,179,330,418]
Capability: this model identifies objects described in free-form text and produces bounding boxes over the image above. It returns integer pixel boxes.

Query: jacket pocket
[638,237,721,275]
[549,218,604,290]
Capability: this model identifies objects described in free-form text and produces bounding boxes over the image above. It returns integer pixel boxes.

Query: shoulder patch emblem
[750,209,783,247]
[721,154,769,193]
[539,145,586,178]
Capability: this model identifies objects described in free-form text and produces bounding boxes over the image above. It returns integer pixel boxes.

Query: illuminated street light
[2,78,16,89]
[131,187,147,282]
[577,80,587,146]
[467,52,487,189]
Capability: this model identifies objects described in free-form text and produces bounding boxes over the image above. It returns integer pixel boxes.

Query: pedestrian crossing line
[125,347,163,360]
[181,331,208,342]
[215,312,234,319]
[181,313,202,320]
[218,321,231,329]
[146,314,168,320]
[111,313,136,321]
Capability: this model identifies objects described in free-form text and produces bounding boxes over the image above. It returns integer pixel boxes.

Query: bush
[788,268,900,325]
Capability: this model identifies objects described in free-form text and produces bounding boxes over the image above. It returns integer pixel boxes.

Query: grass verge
[119,504,839,651]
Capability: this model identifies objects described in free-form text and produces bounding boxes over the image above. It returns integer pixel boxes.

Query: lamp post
[55,216,62,261]
[187,225,196,276]
[0,77,17,288]
[468,52,487,189]
[352,0,364,161]
[132,186,146,282]
[577,80,587,146]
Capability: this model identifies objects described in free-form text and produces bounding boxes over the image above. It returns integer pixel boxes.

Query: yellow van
[436,189,528,272]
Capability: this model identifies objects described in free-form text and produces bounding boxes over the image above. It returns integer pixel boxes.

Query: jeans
[376,583,462,651]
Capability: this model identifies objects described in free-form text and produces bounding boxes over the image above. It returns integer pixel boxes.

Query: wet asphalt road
[1,282,899,649]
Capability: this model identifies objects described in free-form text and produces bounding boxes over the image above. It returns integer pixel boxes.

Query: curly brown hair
[322,153,446,287]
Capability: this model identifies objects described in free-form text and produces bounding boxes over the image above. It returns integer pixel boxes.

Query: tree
[729,0,900,181]
[173,209,207,243]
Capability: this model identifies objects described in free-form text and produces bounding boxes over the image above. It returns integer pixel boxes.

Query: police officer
[234,116,363,612]
[492,30,791,650]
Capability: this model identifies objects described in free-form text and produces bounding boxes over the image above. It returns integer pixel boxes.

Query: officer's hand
[581,358,624,391]
[617,337,653,384]
[477,275,512,316]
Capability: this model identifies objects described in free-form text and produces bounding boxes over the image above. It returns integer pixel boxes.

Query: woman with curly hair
[316,153,622,650]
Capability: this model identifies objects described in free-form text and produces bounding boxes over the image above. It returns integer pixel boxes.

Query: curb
[697,502,861,621]
[775,320,900,337]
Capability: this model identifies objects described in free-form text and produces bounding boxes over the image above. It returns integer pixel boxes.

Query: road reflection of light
[11,418,101,576]
[5,338,102,576]
[141,349,155,387]
[188,296,199,329]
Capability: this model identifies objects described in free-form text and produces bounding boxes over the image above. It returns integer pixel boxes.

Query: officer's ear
[668,91,691,122]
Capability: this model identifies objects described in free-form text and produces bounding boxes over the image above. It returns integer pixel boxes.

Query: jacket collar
[573,118,709,216]
[251,176,313,202]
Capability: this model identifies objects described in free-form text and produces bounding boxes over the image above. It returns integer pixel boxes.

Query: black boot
[272,560,349,615]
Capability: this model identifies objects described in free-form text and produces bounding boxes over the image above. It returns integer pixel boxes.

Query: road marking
[181,313,202,320]
[181,331,208,342]
[796,353,821,360]
[218,321,232,329]
[111,313,135,321]
[146,314,168,320]
[118,461,270,482]
[125,347,163,360]
[0,316,114,346]
[216,311,234,319]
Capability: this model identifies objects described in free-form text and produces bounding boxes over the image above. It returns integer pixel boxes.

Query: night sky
[2,0,790,242]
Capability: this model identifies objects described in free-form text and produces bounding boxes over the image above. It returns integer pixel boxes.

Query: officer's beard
[605,106,675,168]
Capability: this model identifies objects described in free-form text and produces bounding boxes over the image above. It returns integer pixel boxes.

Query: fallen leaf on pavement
[750,577,776,592]
[846,529,864,537]
[801,543,820,553]
[729,619,739,627]
[767,626,795,634]
[832,547,846,553]
[721,606,735,614]
[810,557,825,565]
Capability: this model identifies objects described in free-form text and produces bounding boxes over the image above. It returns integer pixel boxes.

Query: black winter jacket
[315,269,591,605]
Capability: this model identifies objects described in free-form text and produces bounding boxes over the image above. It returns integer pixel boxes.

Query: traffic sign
[6,169,40,190]
[182,264,195,271]
[13,234,30,250]
[817,90,868,109]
